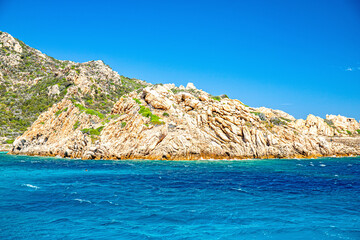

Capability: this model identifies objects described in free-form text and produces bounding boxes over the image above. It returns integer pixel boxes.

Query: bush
[85,109,104,119]
[133,98,141,104]
[357,129,360,134]
[81,126,104,136]
[55,107,68,116]
[109,114,120,119]
[121,122,126,128]
[5,139,14,144]
[211,96,221,101]
[75,103,86,111]
[324,119,334,127]
[150,114,163,125]
[251,112,266,121]
[163,112,169,117]
[75,103,104,119]
[138,106,164,125]
[139,106,152,118]
[73,120,80,130]
[270,117,286,126]
[346,130,352,135]
[280,117,291,122]
[220,94,229,99]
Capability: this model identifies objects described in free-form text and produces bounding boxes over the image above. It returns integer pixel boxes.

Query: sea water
[0,152,359,239]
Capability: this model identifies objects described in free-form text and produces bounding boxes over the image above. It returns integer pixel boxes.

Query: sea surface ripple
[0,152,359,239]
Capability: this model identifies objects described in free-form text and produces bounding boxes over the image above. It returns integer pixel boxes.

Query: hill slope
[1,31,360,159]
[0,31,147,145]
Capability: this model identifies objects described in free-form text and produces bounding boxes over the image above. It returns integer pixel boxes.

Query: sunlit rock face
[10,84,360,160]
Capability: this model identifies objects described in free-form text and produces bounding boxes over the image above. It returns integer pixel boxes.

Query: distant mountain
[1,31,360,159]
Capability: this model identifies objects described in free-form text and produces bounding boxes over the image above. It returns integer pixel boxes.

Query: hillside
[1,31,360,159]
[0,31,147,146]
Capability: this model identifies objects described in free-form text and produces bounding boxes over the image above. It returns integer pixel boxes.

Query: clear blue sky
[1,0,359,119]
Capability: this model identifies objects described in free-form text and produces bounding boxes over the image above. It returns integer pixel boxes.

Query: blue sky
[1,0,359,119]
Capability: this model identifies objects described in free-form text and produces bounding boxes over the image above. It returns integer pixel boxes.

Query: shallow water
[0,152,360,239]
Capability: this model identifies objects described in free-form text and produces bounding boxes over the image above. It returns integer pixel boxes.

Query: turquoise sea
[0,152,359,239]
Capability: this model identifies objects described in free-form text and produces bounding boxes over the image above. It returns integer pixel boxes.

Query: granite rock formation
[10,84,360,160]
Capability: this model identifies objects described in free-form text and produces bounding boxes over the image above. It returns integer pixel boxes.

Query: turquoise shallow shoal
[0,152,359,240]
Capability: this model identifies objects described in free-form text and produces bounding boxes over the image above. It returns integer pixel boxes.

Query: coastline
[6,150,359,161]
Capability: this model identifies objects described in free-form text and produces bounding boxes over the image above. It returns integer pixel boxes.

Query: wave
[22,184,40,189]
[231,187,252,194]
[100,200,119,206]
[73,198,92,204]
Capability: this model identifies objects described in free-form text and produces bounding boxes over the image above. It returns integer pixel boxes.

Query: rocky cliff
[2,31,360,159]
[10,83,360,160]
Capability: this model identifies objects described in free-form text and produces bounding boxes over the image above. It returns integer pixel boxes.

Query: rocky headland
[1,31,360,159]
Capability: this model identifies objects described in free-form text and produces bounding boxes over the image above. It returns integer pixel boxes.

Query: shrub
[121,122,126,128]
[171,88,185,94]
[346,130,352,135]
[279,117,291,122]
[324,119,334,127]
[74,103,86,111]
[251,112,266,121]
[81,126,104,136]
[211,96,221,101]
[73,120,80,130]
[133,98,141,104]
[357,129,360,134]
[163,112,169,117]
[5,139,14,144]
[138,106,164,125]
[109,114,120,119]
[139,106,152,118]
[55,107,68,116]
[239,101,249,107]
[75,103,104,119]
[270,117,286,126]
[150,114,163,125]
[85,109,104,119]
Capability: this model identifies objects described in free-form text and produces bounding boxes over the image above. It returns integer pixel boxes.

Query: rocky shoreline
[0,144,11,152]
[9,84,360,160]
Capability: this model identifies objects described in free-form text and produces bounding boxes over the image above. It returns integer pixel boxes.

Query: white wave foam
[232,187,249,194]
[73,198,92,204]
[104,200,118,205]
[319,164,326,167]
[22,184,40,190]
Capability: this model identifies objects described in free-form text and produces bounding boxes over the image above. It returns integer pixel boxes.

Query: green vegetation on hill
[251,112,266,121]
[0,34,72,139]
[0,31,147,141]
[138,106,164,125]
[69,75,146,116]
[81,126,104,136]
